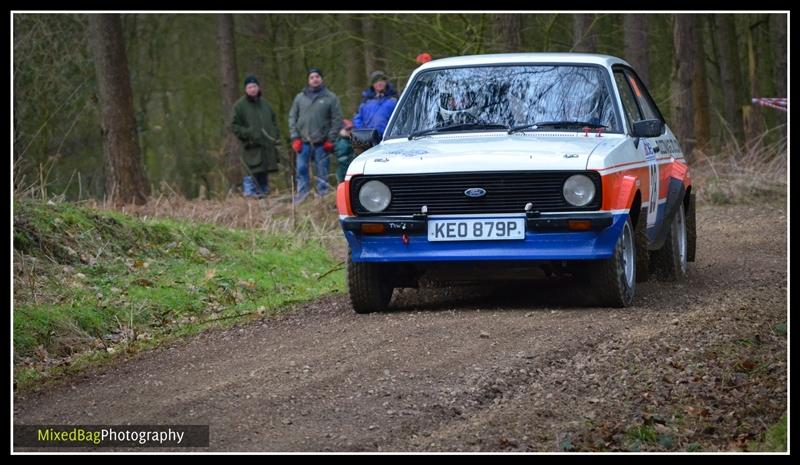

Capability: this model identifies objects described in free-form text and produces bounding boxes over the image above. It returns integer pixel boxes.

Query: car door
[613,67,667,241]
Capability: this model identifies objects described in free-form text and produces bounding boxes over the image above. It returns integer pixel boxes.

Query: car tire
[589,216,636,307]
[347,252,393,314]
[651,202,689,281]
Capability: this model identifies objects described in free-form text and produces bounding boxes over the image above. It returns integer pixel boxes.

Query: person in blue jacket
[353,71,398,137]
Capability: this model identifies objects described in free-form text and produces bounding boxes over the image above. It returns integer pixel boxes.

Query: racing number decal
[643,140,659,227]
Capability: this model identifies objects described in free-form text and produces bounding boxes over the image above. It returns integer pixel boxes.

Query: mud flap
[650,177,686,250]
[635,207,650,282]
[687,191,696,262]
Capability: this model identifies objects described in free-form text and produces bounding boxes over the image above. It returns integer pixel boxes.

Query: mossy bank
[13,199,345,391]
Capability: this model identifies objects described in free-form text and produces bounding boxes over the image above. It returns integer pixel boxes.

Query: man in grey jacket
[289,67,343,203]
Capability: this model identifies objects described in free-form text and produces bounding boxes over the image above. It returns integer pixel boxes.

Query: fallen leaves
[685,406,711,417]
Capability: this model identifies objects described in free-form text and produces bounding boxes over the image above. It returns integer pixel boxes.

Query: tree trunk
[768,13,787,139]
[88,13,149,205]
[345,14,366,114]
[573,14,597,52]
[743,17,766,147]
[493,14,522,53]
[267,16,293,189]
[623,14,650,87]
[692,15,711,151]
[769,14,787,98]
[245,15,267,81]
[362,15,379,78]
[216,14,242,190]
[377,17,389,71]
[671,14,695,158]
[712,14,744,142]
[755,15,777,139]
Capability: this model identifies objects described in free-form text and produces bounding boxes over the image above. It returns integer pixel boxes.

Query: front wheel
[347,253,393,314]
[589,217,636,307]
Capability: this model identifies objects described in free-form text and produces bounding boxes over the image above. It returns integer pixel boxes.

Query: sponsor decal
[643,140,660,227]
[654,138,680,156]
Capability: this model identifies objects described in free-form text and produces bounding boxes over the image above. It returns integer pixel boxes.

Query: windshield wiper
[408,123,508,140]
[508,121,607,135]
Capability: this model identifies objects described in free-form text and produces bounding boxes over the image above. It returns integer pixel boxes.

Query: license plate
[427,218,525,241]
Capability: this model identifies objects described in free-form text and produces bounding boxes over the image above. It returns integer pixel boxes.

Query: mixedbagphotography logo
[14,425,209,449]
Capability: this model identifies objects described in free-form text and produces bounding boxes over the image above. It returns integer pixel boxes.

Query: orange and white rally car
[337,53,695,312]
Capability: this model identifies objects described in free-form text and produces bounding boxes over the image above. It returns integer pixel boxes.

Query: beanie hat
[243,75,260,87]
[416,52,432,64]
[307,67,323,78]
[370,70,388,84]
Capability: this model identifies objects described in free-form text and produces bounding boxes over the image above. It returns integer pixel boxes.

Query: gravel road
[14,203,787,452]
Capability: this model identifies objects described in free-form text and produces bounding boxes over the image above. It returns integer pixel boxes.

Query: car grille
[350,171,602,216]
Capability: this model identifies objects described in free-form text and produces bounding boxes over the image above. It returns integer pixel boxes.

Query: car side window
[614,70,642,131]
[624,70,661,122]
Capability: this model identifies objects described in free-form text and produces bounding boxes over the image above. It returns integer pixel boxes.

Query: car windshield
[386,64,621,139]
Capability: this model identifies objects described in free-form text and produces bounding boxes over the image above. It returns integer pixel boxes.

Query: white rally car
[336,53,695,312]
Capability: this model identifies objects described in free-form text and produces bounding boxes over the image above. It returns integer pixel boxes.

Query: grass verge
[13,198,345,392]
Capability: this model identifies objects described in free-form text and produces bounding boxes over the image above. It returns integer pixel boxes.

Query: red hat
[416,52,432,64]
[342,119,353,129]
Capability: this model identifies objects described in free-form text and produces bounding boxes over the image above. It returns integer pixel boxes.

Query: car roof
[415,53,631,71]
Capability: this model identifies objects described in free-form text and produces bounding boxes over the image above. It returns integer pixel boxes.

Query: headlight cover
[358,180,392,212]
[563,174,596,207]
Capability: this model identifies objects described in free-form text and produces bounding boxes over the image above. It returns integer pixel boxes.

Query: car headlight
[358,180,392,212]
[563,174,596,207]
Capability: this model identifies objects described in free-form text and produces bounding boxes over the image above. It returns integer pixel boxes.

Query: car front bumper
[342,212,627,263]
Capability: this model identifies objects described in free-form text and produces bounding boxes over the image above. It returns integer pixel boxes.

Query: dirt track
[14,203,787,452]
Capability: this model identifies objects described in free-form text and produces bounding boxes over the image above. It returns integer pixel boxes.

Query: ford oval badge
[464,188,487,198]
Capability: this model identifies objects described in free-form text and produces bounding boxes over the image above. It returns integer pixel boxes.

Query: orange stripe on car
[596,157,672,173]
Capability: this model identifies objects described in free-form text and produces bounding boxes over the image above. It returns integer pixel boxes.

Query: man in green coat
[232,75,280,197]
[288,67,343,203]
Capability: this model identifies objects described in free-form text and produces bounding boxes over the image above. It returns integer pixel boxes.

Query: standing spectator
[231,75,280,198]
[288,67,343,203]
[353,70,398,138]
[335,119,355,183]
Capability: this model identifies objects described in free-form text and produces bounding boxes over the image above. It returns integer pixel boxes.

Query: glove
[291,138,303,153]
[323,139,334,153]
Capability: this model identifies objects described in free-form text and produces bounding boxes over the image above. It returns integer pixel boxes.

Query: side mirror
[632,119,664,138]
[351,128,381,153]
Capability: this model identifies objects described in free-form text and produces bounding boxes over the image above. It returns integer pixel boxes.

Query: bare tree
[244,15,267,80]
[623,14,650,87]
[362,15,379,77]
[216,14,242,190]
[573,14,597,52]
[712,14,744,141]
[769,13,787,98]
[345,14,366,114]
[493,14,522,52]
[88,13,149,205]
[670,14,695,158]
[768,13,787,139]
[692,15,710,150]
[743,16,767,145]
